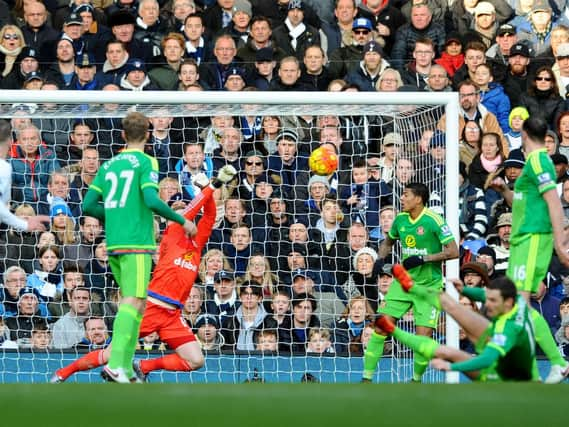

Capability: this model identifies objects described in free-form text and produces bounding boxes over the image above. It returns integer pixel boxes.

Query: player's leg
[362,287,411,381]
[508,235,569,382]
[51,347,110,383]
[106,254,151,380]
[136,311,204,380]
[439,292,489,341]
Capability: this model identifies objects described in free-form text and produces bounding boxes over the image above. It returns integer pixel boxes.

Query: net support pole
[443,93,461,384]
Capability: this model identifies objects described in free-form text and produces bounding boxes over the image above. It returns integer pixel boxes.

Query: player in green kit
[83,112,196,383]
[362,182,459,382]
[490,116,569,383]
[376,273,538,381]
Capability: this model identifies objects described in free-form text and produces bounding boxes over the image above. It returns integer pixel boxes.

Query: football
[309,146,338,176]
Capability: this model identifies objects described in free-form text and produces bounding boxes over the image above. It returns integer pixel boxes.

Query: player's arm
[444,346,502,373]
[424,240,459,263]
[82,187,105,221]
[543,188,569,267]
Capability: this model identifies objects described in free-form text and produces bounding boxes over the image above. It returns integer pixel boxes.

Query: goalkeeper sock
[393,328,439,360]
[123,309,143,378]
[531,309,567,367]
[108,303,140,372]
[413,352,429,382]
[57,349,106,380]
[140,353,192,374]
[362,332,386,380]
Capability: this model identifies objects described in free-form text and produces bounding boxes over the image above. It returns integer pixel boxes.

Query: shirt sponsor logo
[174,256,197,272]
[402,247,428,256]
[405,235,416,248]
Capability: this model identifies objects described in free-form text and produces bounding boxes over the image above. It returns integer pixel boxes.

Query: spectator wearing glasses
[520,65,565,130]
[0,25,25,78]
[357,0,406,56]
[328,17,374,80]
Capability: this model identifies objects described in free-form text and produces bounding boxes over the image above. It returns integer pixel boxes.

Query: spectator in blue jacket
[473,63,511,134]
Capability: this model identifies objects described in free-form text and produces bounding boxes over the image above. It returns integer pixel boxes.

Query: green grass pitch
[0,383,565,427]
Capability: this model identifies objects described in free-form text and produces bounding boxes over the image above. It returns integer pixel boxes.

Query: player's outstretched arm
[543,189,569,267]
[83,188,105,221]
[445,346,501,373]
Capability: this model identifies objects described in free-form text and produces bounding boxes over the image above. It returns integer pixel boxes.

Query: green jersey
[477,296,536,381]
[388,207,454,288]
[510,148,556,243]
[89,149,160,253]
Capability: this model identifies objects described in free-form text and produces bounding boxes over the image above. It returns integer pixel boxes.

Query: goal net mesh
[0,95,456,383]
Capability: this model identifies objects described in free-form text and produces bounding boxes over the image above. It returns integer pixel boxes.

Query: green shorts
[378,281,440,328]
[109,253,152,298]
[507,233,552,293]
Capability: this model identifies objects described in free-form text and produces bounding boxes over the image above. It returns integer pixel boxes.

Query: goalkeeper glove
[212,165,237,188]
[402,255,424,270]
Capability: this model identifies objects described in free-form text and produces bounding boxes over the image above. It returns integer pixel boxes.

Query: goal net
[0,90,459,383]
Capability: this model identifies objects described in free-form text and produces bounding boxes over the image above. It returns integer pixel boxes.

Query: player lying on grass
[373,265,539,382]
[51,166,236,383]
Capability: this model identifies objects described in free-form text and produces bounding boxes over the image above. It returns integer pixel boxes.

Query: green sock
[413,352,429,382]
[531,309,567,367]
[393,327,439,360]
[362,332,386,380]
[123,310,143,378]
[408,286,441,311]
[108,303,140,372]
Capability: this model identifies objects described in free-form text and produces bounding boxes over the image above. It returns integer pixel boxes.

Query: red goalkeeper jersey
[147,187,216,308]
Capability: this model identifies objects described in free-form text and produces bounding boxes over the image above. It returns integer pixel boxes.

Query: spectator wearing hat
[505,106,529,150]
[328,17,374,80]
[250,0,321,32]
[61,13,88,57]
[269,55,312,90]
[552,153,569,184]
[221,281,269,351]
[342,246,382,307]
[298,44,332,91]
[21,2,58,53]
[0,46,40,90]
[344,40,389,91]
[391,3,445,71]
[108,10,153,63]
[249,46,278,90]
[486,24,518,69]
[43,38,76,88]
[71,3,112,65]
[502,148,526,187]
[520,65,565,130]
[476,245,501,279]
[488,212,511,276]
[458,160,488,241]
[515,0,558,57]
[296,174,331,225]
[377,132,402,183]
[460,262,490,288]
[501,41,533,106]
[272,0,322,62]
[357,0,406,57]
[434,32,464,78]
[449,0,512,36]
[469,1,501,49]
[134,0,169,58]
[21,70,44,90]
[223,65,247,91]
[217,0,253,51]
[119,57,157,90]
[194,313,225,351]
[204,270,240,323]
[73,51,104,90]
[401,37,436,90]
[105,0,138,20]
[4,287,49,346]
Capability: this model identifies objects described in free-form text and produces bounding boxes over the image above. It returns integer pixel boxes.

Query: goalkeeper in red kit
[51,166,236,383]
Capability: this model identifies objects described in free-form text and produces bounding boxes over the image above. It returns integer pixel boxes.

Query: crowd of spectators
[0,0,568,359]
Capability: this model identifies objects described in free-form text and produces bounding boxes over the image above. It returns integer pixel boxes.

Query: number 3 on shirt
[104,170,134,209]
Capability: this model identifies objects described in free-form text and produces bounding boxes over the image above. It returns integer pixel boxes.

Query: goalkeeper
[375,268,538,382]
[51,166,236,383]
[82,111,204,383]
[362,182,458,383]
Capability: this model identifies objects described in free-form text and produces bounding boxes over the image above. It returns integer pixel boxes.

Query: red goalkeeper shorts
[139,301,196,349]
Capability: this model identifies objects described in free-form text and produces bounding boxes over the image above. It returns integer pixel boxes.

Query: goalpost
[0,90,460,383]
